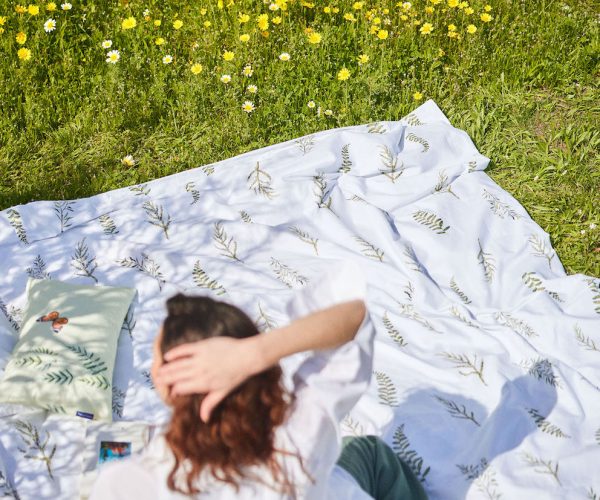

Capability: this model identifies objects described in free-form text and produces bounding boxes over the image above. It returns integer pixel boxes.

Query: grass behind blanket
[0,0,598,276]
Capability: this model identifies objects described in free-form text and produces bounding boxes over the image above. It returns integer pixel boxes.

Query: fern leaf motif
[435,396,480,426]
[313,172,333,209]
[239,210,253,224]
[522,358,561,388]
[413,210,450,234]
[406,133,429,153]
[477,238,496,283]
[528,234,555,270]
[117,253,166,291]
[495,312,538,338]
[521,271,563,303]
[71,238,99,283]
[378,145,404,183]
[53,201,75,233]
[574,323,599,352]
[269,257,309,289]
[354,235,384,262]
[432,169,460,199]
[450,305,479,329]
[404,281,415,302]
[366,122,387,134]
[192,261,227,295]
[254,301,278,332]
[526,408,571,438]
[247,161,277,199]
[339,144,353,173]
[78,374,110,390]
[396,302,442,333]
[341,415,364,437]
[450,277,472,304]
[481,189,523,220]
[439,352,487,385]
[44,369,74,385]
[66,344,107,375]
[7,208,29,244]
[374,371,398,406]
[382,311,407,347]
[288,226,319,255]
[0,299,21,332]
[213,221,243,262]
[185,181,201,205]
[99,213,119,235]
[457,457,490,480]
[121,308,136,339]
[112,386,126,419]
[142,200,171,239]
[584,278,600,315]
[405,113,424,126]
[295,136,315,154]
[521,452,561,485]
[129,184,150,196]
[392,424,430,482]
[26,255,51,280]
[403,244,425,273]
[467,160,478,173]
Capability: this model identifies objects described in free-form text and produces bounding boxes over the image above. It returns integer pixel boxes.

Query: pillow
[0,278,136,422]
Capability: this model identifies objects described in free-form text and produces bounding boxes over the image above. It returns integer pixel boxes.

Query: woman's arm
[155,299,366,422]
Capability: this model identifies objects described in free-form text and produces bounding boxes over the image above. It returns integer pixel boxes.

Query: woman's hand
[155,335,264,423]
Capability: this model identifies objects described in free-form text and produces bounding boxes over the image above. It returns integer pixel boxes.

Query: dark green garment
[336,435,429,500]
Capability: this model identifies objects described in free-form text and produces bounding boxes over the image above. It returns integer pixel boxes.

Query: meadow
[0,0,598,276]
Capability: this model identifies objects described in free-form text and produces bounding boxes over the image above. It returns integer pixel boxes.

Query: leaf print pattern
[112,386,126,419]
[71,238,99,283]
[522,358,561,388]
[366,122,387,134]
[439,352,487,386]
[192,261,227,295]
[481,188,523,220]
[378,145,404,183]
[354,235,384,262]
[477,238,496,283]
[405,113,424,126]
[494,312,538,338]
[44,368,74,385]
[99,213,119,235]
[295,136,315,154]
[7,208,28,244]
[341,415,364,437]
[66,344,107,375]
[521,271,563,303]
[0,469,20,499]
[269,257,309,289]
[450,305,480,329]
[574,324,599,353]
[213,221,243,262]
[392,424,430,483]
[528,234,556,270]
[142,200,171,239]
[339,144,352,173]
[413,210,450,234]
[247,161,277,199]
[185,181,200,204]
[288,225,319,255]
[14,420,56,480]
[383,311,407,347]
[403,243,425,273]
[435,395,481,426]
[78,374,110,390]
[26,255,51,280]
[120,308,136,339]
[584,278,600,314]
[432,169,460,199]
[467,160,478,173]
[450,276,472,304]
[406,133,429,152]
[521,452,561,485]
[118,253,166,291]
[396,302,441,333]
[254,301,278,332]
[313,172,333,209]
[239,210,253,224]
[374,370,398,406]
[53,201,74,233]
[457,457,489,480]
[129,184,150,196]
[0,299,21,332]
[526,408,571,438]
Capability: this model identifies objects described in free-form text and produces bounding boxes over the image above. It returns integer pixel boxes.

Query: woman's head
[152,293,306,496]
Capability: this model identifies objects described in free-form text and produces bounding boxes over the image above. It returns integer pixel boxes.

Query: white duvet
[0,99,598,499]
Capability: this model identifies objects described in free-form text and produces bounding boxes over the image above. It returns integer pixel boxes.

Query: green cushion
[0,278,136,422]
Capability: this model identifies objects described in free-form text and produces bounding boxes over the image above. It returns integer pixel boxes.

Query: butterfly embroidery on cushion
[37,311,69,333]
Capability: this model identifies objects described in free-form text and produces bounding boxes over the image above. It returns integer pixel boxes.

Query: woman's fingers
[163,343,202,362]
[199,389,229,423]
[170,378,213,397]
[156,366,199,386]
[157,357,199,379]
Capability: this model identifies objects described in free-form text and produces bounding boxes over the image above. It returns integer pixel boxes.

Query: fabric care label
[76,411,94,420]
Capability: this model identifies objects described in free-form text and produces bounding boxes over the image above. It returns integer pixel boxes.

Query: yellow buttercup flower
[173,19,183,29]
[425,7,434,14]
[307,32,322,44]
[467,24,477,34]
[357,54,369,65]
[484,4,492,11]
[413,91,423,101]
[223,50,234,61]
[448,24,456,31]
[377,29,388,40]
[323,6,331,13]
[447,31,458,38]
[16,32,27,44]
[272,16,282,24]
[154,19,161,26]
[17,47,31,60]
[352,1,364,9]
[28,4,40,15]
[155,37,166,45]
[200,8,207,15]
[448,0,459,7]
[344,13,356,22]
[0,16,7,25]
[238,13,250,23]
[419,22,433,35]
[400,14,408,21]
[464,7,474,14]
[480,13,492,22]
[191,63,203,75]
[15,5,27,14]
[257,13,269,31]
[239,33,250,42]
[122,16,136,30]
[203,20,211,27]
[373,16,381,25]
[458,1,468,8]
[337,67,350,81]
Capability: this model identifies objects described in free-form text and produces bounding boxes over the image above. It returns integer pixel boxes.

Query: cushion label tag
[76,411,94,420]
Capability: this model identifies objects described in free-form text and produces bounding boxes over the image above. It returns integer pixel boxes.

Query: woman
[90,289,427,499]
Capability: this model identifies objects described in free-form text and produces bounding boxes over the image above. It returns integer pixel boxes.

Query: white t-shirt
[90,264,375,499]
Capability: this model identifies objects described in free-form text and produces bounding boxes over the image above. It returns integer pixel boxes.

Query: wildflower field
[0,0,598,275]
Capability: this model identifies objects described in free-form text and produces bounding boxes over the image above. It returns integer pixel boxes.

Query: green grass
[0,0,598,276]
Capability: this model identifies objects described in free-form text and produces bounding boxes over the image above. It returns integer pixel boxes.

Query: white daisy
[101,39,112,49]
[247,84,257,93]
[121,155,136,167]
[44,19,56,32]
[278,52,290,61]
[220,74,232,83]
[61,3,72,10]
[162,54,173,64]
[242,101,255,113]
[106,50,120,64]
[307,100,316,109]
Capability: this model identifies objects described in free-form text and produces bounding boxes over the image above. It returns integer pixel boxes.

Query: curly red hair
[160,293,313,496]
